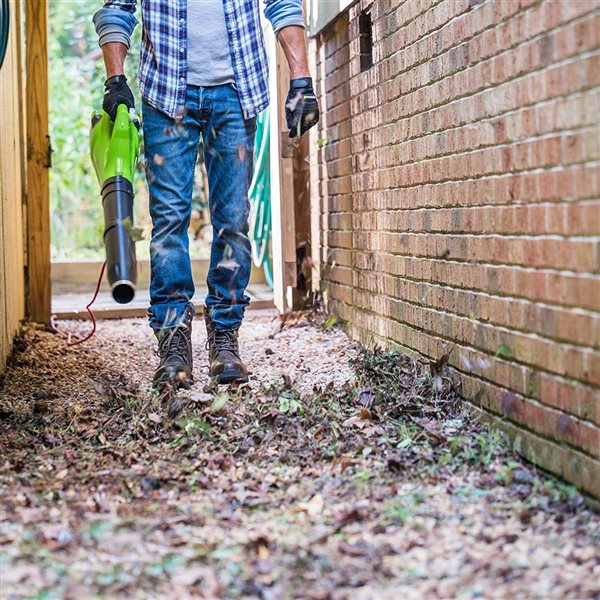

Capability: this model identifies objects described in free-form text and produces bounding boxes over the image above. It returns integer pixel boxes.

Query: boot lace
[206,330,240,357]
[158,326,191,360]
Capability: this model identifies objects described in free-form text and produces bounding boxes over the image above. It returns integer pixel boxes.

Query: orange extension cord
[50,261,106,347]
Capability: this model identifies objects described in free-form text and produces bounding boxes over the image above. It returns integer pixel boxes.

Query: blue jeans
[142,84,256,331]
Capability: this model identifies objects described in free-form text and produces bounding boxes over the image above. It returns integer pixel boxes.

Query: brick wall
[310,0,600,498]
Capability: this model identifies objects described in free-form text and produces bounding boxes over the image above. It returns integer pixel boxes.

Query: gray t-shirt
[187,0,235,86]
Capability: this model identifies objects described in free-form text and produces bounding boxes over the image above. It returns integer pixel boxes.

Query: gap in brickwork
[359,10,373,72]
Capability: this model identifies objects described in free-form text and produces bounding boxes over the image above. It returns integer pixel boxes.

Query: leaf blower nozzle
[90,104,140,304]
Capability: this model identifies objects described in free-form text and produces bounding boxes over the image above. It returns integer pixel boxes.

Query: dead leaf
[210,393,228,413]
[191,391,213,404]
[148,412,161,424]
[359,407,372,420]
[337,507,368,527]
[342,415,367,429]
[430,345,455,377]
[338,540,370,557]
[293,494,324,517]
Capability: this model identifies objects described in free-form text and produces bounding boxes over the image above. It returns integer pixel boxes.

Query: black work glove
[285,77,319,138]
[103,74,135,121]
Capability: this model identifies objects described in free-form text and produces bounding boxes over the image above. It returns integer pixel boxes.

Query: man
[93,1,319,389]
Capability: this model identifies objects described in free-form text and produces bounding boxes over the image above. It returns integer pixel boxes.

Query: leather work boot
[205,309,249,384]
[153,305,195,392]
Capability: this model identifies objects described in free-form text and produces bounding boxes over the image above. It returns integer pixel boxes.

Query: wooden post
[307,35,321,293]
[25,0,51,323]
[291,112,311,308]
[268,31,297,313]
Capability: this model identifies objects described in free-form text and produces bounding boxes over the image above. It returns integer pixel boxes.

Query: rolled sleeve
[93,7,138,48]
[263,0,305,34]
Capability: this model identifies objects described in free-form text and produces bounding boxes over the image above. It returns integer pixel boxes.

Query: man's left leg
[202,84,256,383]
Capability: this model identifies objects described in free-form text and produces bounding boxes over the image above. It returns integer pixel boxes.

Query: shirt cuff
[272,16,306,34]
[93,8,138,48]
[264,0,305,34]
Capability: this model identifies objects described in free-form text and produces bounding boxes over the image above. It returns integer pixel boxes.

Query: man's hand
[285,77,319,138]
[103,74,135,120]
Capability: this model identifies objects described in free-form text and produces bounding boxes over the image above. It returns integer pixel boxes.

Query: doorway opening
[48,0,272,319]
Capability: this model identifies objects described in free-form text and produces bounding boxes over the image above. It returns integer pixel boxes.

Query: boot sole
[211,369,249,385]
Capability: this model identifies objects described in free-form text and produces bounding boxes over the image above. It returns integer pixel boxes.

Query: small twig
[95,407,125,438]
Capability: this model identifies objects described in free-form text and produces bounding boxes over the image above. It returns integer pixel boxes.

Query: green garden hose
[249,108,274,289]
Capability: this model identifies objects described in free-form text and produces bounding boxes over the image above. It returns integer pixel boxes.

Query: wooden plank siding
[25,0,50,323]
[0,0,26,375]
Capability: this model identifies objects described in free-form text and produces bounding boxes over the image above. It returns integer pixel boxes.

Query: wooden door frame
[268,31,297,313]
[22,8,311,321]
[267,27,313,314]
[25,0,51,323]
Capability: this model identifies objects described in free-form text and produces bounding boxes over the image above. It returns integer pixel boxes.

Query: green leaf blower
[90,104,140,304]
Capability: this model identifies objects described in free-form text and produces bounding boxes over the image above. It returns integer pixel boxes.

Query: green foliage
[322,315,338,330]
[495,343,513,358]
[381,492,426,525]
[48,0,145,260]
[461,427,505,467]
[278,391,304,415]
[175,417,212,437]
[210,393,229,413]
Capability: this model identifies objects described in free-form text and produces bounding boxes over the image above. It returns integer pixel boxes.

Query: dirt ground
[1,310,599,599]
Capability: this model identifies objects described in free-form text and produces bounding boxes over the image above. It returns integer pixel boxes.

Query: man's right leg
[142,90,201,391]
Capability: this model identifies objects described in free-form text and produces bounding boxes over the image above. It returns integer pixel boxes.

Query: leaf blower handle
[103,75,135,121]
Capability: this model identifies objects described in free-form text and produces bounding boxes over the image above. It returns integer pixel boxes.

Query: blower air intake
[90,104,140,304]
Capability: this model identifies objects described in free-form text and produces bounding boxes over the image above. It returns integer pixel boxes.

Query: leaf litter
[0,311,598,599]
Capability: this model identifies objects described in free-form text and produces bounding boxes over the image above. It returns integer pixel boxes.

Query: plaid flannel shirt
[94,0,304,120]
